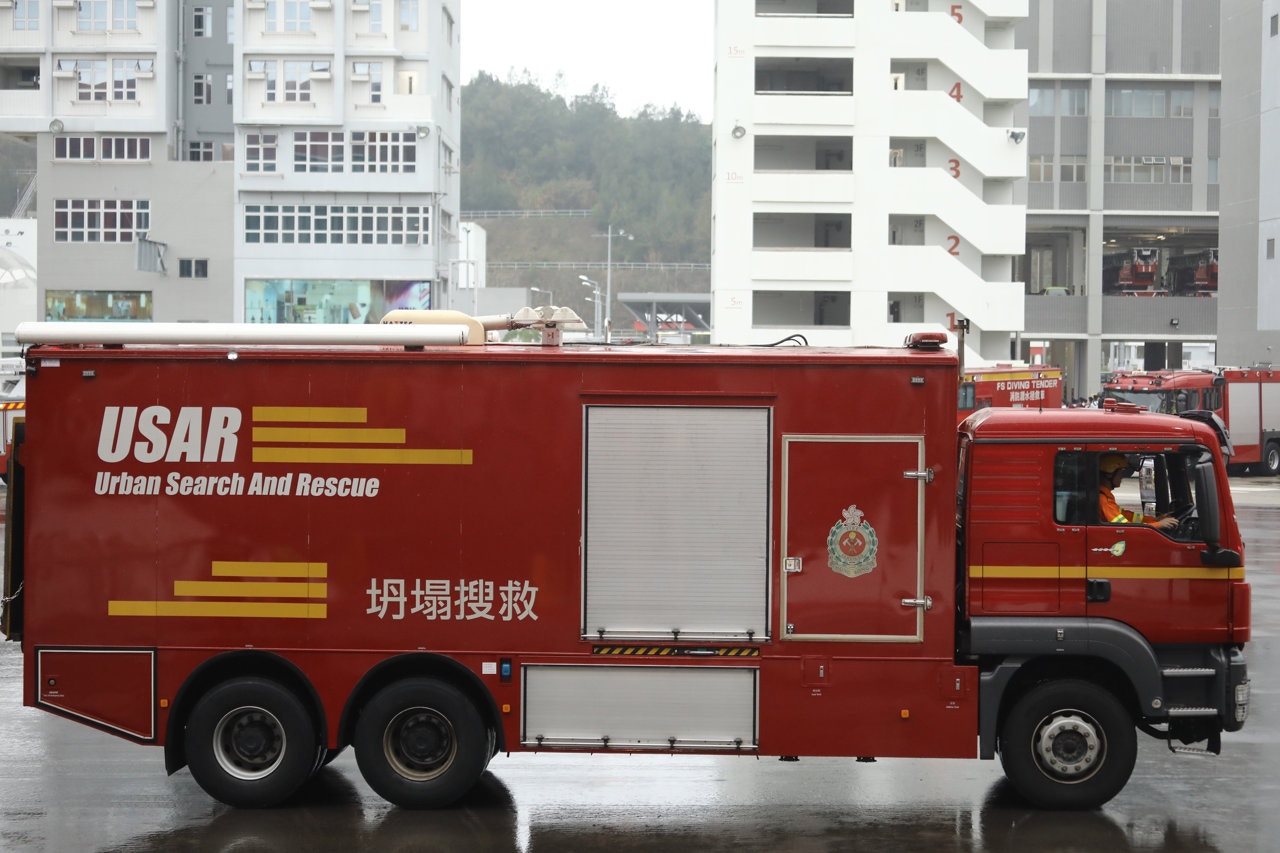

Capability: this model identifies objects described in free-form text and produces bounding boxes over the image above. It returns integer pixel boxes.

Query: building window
[1208,88,1220,118]
[294,131,344,172]
[442,5,454,44]
[1169,88,1193,118]
[14,0,39,30]
[188,141,213,161]
[265,0,312,32]
[112,59,140,101]
[179,259,209,278]
[245,133,278,172]
[399,0,418,31]
[351,131,416,173]
[54,136,97,161]
[1208,156,1219,184]
[249,60,279,101]
[54,199,150,243]
[101,136,151,161]
[368,0,384,32]
[193,5,212,37]
[113,0,136,30]
[193,74,212,105]
[1272,14,1278,37]
[1169,156,1192,184]
[77,0,107,30]
[1060,86,1088,116]
[353,61,383,103]
[1059,154,1087,182]
[441,75,454,111]
[1028,86,1054,117]
[227,7,235,42]
[1268,238,1276,259]
[72,60,108,101]
[1106,87,1167,118]
[244,203,429,245]
[283,61,311,102]
[226,73,234,104]
[77,0,136,31]
[1028,155,1052,182]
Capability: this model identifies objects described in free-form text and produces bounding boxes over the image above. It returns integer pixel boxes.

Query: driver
[1098,453,1178,530]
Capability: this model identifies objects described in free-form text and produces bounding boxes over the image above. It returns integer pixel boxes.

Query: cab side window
[1053,451,1093,524]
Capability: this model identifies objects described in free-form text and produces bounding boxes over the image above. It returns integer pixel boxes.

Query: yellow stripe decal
[108,601,327,619]
[253,406,367,423]
[592,646,761,657]
[172,581,327,599]
[252,447,472,465]
[110,560,329,619]
[973,565,1245,581]
[211,561,328,578]
[252,426,407,444]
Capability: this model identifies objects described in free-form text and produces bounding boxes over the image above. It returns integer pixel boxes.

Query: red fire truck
[1103,248,1164,295]
[2,317,1250,811]
[1104,366,1280,474]
[958,364,1063,422]
[1166,249,1218,296]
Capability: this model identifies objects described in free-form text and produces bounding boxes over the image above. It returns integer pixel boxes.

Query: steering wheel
[1168,502,1196,522]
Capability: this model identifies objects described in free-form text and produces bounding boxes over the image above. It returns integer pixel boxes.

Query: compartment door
[782,436,926,643]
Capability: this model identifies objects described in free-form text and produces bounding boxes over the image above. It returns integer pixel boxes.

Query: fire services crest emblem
[827,504,878,578]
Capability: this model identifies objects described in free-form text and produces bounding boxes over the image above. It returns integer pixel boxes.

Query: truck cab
[958,404,1250,806]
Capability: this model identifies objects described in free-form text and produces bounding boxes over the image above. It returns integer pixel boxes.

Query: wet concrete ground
[0,483,1276,852]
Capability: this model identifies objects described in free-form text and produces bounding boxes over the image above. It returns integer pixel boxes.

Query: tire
[354,678,487,809]
[1264,442,1280,477]
[998,679,1137,810]
[184,677,319,808]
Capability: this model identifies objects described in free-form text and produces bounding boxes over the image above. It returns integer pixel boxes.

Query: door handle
[1086,578,1111,603]
[901,596,933,610]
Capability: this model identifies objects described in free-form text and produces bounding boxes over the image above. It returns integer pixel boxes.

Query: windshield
[1108,388,1199,414]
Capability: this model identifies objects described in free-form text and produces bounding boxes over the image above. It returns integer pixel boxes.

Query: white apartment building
[711,0,1028,359]
[1218,0,1280,366]
[0,0,460,325]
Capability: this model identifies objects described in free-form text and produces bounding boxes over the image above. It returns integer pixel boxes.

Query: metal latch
[903,467,935,483]
[784,557,802,574]
[901,596,934,610]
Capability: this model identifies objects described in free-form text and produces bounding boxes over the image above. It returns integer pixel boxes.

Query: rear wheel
[184,677,318,808]
[999,680,1136,810]
[354,678,487,808]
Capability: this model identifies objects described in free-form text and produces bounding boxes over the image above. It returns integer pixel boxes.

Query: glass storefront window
[45,290,152,321]
[243,279,431,324]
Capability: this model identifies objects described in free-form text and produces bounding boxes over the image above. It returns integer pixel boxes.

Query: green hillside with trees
[458,73,713,320]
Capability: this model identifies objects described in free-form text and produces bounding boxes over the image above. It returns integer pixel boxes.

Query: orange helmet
[1099,453,1131,475]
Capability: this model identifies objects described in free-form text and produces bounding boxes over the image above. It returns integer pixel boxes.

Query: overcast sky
[460,1,716,121]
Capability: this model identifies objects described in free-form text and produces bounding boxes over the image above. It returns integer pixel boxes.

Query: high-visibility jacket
[1099,485,1156,525]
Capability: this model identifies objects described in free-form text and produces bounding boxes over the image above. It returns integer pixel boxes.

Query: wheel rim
[1031,709,1105,783]
[212,705,286,781]
[382,706,457,781]
[1268,447,1279,472]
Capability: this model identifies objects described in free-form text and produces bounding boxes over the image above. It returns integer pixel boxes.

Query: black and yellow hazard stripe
[592,646,760,657]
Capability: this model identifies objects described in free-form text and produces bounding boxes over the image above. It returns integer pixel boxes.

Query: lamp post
[595,224,633,343]
[579,275,602,339]
[529,287,553,307]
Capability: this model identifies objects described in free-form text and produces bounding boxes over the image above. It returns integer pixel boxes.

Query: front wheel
[184,677,319,808]
[354,678,487,808]
[1264,442,1280,476]
[999,680,1136,810]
